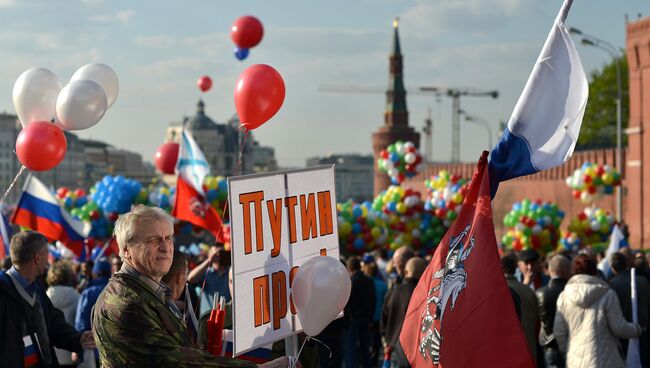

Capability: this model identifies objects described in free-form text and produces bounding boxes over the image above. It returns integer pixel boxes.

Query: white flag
[176,129,210,196]
[598,224,623,277]
[489,0,588,194]
[626,267,641,368]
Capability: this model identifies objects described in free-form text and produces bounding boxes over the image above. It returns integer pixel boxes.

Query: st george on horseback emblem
[419,224,475,364]
[189,195,209,217]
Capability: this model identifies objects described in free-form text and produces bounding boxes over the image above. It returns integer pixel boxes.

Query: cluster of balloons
[372,186,446,252]
[559,231,582,253]
[338,201,388,253]
[231,15,264,61]
[565,163,621,204]
[566,207,615,249]
[377,141,424,184]
[501,199,565,255]
[56,187,88,209]
[424,170,468,224]
[147,184,174,212]
[203,176,229,216]
[91,175,143,215]
[13,64,118,171]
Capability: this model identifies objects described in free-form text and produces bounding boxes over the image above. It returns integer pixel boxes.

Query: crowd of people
[1,205,649,368]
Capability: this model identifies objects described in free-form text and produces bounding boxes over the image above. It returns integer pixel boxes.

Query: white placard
[228,166,340,355]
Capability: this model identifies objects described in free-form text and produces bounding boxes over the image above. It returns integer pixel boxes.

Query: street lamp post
[458,109,493,150]
[569,27,623,222]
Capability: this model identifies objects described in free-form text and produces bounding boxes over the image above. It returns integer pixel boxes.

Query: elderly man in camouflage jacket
[92,205,290,367]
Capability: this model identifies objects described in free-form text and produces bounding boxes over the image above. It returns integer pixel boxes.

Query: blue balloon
[102,175,112,186]
[352,206,362,218]
[76,197,87,207]
[234,47,249,61]
[352,222,362,234]
[353,238,365,250]
[217,180,227,191]
[64,197,73,208]
[207,189,218,201]
[390,153,400,163]
[387,202,397,212]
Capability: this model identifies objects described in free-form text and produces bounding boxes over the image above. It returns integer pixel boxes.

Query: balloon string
[289,336,311,368]
[0,165,27,207]
[235,129,249,177]
[194,129,247,317]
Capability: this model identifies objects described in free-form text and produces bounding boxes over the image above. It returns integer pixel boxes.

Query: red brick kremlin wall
[403,148,623,246]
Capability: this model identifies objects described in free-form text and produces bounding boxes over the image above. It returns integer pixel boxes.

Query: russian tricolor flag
[12,175,90,259]
[489,0,588,196]
[23,335,39,367]
[0,210,11,259]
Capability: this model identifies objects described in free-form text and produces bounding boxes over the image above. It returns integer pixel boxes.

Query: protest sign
[228,165,339,355]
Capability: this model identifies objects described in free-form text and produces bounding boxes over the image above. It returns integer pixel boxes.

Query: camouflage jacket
[92,267,256,368]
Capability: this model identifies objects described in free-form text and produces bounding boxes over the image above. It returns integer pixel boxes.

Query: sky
[0,0,648,167]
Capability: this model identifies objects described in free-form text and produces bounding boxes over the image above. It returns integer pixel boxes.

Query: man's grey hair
[548,255,571,279]
[113,205,174,260]
[10,231,48,265]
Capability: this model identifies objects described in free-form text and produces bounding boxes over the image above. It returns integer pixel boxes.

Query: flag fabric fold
[489,0,587,196]
[400,151,534,368]
[597,224,624,278]
[172,130,224,241]
[626,268,641,368]
[0,209,12,259]
[12,175,90,259]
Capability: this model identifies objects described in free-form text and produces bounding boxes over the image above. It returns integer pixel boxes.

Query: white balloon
[12,68,62,127]
[70,63,119,107]
[56,80,107,131]
[404,152,416,164]
[292,256,351,336]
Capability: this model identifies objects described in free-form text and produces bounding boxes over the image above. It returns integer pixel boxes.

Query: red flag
[400,151,534,367]
[172,176,225,242]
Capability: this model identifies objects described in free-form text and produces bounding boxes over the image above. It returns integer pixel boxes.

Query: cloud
[400,0,532,36]
[134,35,176,48]
[89,9,134,25]
[135,57,205,77]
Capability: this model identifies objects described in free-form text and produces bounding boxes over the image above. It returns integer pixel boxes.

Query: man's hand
[522,266,534,286]
[384,345,393,356]
[258,356,301,368]
[208,246,220,263]
[80,330,96,349]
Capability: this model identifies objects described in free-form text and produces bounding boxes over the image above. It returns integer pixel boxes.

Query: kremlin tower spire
[372,17,420,195]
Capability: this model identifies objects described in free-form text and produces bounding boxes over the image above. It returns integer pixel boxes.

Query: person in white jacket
[46,260,81,367]
[554,254,642,368]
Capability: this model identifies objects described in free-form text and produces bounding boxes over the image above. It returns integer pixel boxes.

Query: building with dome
[164,100,277,179]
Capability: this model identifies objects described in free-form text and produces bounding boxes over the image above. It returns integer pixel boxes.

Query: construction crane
[318,84,498,162]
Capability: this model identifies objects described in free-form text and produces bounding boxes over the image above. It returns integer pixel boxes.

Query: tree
[576,55,629,150]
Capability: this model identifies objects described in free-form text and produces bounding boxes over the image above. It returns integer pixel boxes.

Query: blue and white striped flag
[489,0,588,196]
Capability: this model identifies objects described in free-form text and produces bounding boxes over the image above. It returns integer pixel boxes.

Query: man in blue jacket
[75,258,111,365]
[0,231,94,367]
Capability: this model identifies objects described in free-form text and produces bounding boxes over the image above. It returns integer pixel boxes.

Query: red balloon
[56,187,69,199]
[231,16,264,49]
[197,75,212,92]
[74,188,86,197]
[16,121,67,171]
[235,64,285,131]
[154,142,180,174]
